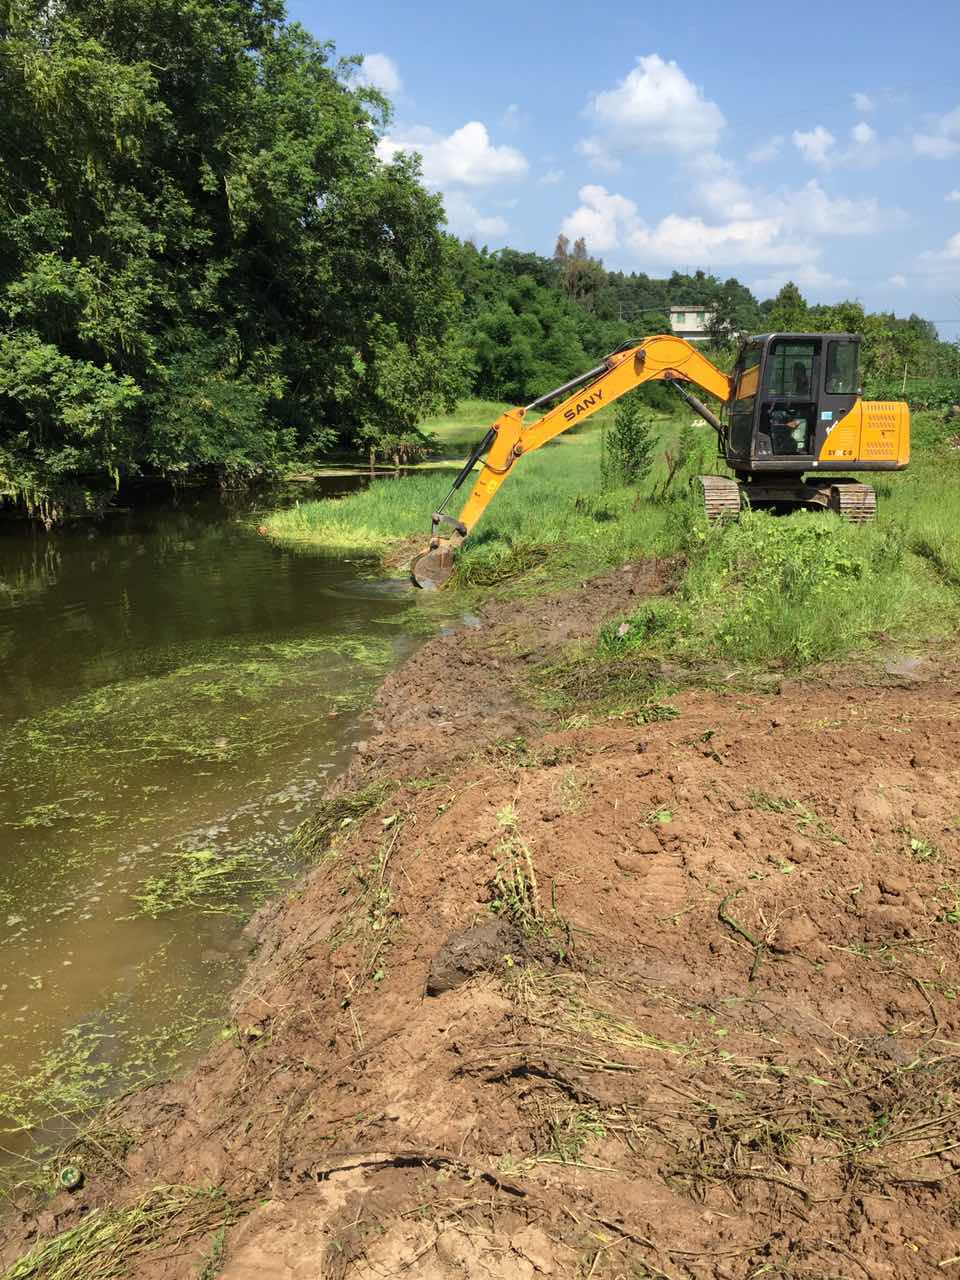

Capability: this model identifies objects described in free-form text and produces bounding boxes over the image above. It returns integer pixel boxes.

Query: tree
[768,282,809,332]
[601,392,655,491]
[0,0,462,517]
[553,234,569,261]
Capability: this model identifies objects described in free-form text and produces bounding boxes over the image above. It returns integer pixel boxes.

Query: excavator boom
[411,335,731,589]
[410,329,908,588]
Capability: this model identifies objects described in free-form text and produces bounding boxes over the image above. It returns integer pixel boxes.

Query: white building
[669,305,712,342]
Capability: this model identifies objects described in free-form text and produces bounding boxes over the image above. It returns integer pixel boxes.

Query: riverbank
[4,414,960,1278]
[2,556,959,1278]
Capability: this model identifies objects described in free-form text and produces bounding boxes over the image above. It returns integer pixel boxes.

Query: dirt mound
[4,561,960,1279]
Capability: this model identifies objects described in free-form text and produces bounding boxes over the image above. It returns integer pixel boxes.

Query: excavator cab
[725,334,863,472]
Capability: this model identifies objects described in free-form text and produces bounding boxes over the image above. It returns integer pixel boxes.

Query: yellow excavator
[411,332,910,589]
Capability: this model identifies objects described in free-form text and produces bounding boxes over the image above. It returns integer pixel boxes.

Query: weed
[634,701,679,725]
[512,968,688,1059]
[538,1103,607,1165]
[489,809,542,934]
[1,1184,242,1280]
[130,846,282,919]
[556,768,585,814]
[196,1225,227,1280]
[748,790,844,845]
[488,808,572,957]
[937,884,960,924]
[896,827,941,861]
[292,780,395,859]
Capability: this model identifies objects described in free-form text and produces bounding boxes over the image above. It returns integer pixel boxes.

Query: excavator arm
[411,335,732,589]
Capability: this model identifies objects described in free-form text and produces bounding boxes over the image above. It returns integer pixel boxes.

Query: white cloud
[376,121,528,187]
[561,184,640,253]
[888,273,907,287]
[921,231,960,262]
[913,106,960,158]
[578,54,725,168]
[779,180,885,237]
[948,190,960,203]
[560,170,895,284]
[538,169,564,185]
[748,136,783,164]
[501,103,528,131]
[852,122,876,146]
[753,264,850,295]
[358,53,401,95]
[560,183,817,269]
[695,173,757,220]
[695,174,885,239]
[914,134,960,159]
[629,213,814,267]
[853,92,876,113]
[792,125,836,168]
[442,191,508,240]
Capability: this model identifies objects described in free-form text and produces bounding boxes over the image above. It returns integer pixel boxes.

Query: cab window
[825,341,859,394]
[763,340,818,397]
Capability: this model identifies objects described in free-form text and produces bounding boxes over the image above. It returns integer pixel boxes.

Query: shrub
[601,393,655,490]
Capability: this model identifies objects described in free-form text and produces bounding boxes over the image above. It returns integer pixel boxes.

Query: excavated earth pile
[3,560,960,1279]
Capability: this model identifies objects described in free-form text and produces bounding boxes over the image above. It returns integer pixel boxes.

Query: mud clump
[426,918,524,995]
[3,560,960,1279]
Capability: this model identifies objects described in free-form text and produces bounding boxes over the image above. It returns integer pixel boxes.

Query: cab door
[727,340,763,465]
[755,338,819,461]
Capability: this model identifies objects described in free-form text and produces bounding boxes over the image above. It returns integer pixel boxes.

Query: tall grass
[600,415,960,670]
[266,403,960,671]
[264,412,697,589]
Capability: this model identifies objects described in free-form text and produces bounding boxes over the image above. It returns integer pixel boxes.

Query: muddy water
[0,484,419,1151]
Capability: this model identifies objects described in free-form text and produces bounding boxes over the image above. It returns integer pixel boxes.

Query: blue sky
[288,0,960,340]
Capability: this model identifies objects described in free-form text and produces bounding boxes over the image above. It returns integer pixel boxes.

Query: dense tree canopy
[0,0,955,522]
[0,0,463,518]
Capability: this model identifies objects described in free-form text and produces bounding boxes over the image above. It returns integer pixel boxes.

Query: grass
[262,400,695,590]
[419,398,514,460]
[0,1184,241,1280]
[266,401,960,679]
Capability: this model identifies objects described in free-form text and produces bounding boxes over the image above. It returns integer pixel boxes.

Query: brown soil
[4,561,960,1279]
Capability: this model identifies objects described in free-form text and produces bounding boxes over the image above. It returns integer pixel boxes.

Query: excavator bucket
[410,530,465,590]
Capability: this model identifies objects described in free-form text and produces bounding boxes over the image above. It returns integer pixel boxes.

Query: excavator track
[697,474,742,523]
[828,482,877,523]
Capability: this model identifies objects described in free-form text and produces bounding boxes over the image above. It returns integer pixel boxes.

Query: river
[0,483,421,1153]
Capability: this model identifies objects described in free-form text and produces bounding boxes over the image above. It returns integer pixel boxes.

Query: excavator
[411,332,910,589]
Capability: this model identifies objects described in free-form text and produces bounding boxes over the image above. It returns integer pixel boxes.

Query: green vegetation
[266,400,960,686]
[264,403,693,590]
[130,846,283,919]
[3,0,953,529]
[0,0,462,519]
[0,1009,211,1140]
[0,1184,241,1280]
[292,780,396,860]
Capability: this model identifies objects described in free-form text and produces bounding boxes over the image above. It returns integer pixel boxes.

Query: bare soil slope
[4,563,960,1279]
